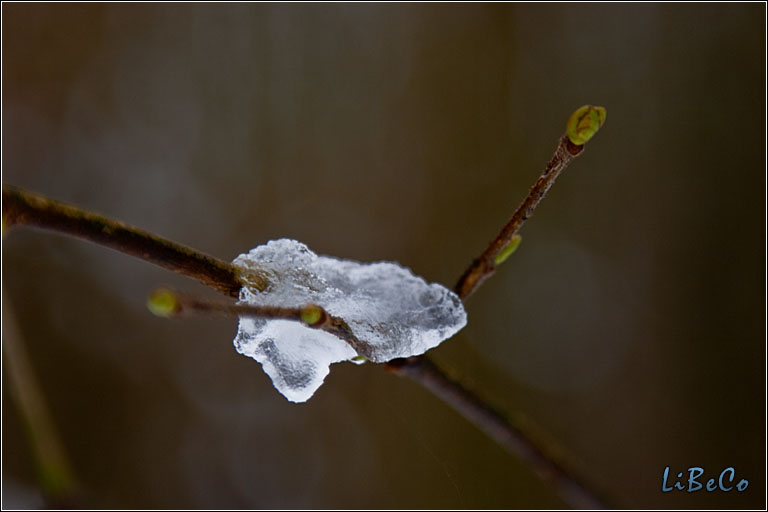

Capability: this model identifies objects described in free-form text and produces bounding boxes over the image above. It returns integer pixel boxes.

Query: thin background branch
[2,287,78,506]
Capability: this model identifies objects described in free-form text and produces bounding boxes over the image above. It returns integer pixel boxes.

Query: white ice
[232,239,467,403]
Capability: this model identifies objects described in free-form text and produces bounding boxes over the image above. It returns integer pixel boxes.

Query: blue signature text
[662,466,748,493]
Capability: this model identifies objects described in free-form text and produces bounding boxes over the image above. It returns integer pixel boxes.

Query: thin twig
[387,356,604,509]
[455,134,583,300]
[150,289,372,358]
[2,184,262,297]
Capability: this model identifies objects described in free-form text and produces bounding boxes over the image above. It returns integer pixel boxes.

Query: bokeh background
[2,3,765,509]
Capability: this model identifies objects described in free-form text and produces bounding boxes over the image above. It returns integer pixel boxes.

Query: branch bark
[2,184,257,297]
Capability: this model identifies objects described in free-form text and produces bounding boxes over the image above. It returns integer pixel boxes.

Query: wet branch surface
[2,124,606,508]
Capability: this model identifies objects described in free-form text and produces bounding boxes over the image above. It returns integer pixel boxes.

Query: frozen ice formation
[232,239,467,403]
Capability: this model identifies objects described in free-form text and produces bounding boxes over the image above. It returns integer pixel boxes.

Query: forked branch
[2,105,607,508]
[392,105,608,507]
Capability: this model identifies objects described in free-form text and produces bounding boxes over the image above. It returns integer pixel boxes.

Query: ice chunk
[232,239,467,402]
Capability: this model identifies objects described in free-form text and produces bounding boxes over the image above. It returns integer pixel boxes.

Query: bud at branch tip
[566,105,606,146]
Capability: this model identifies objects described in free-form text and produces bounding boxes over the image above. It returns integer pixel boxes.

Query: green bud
[566,105,606,145]
[494,235,522,265]
[147,288,179,317]
[350,355,368,365]
[300,304,324,326]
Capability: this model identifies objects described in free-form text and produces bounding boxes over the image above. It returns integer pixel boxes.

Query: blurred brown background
[2,3,765,509]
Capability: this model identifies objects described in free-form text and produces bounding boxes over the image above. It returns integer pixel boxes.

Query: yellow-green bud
[147,288,179,317]
[494,235,522,265]
[300,304,324,326]
[566,105,606,145]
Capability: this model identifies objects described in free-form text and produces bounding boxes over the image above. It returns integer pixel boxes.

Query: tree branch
[2,105,607,509]
[2,184,262,297]
[391,108,608,508]
[387,356,604,509]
